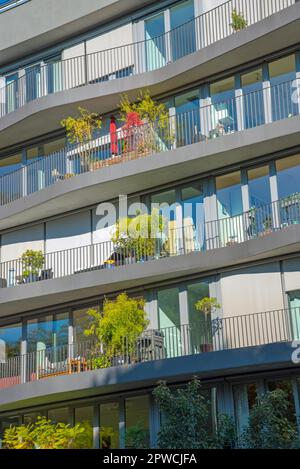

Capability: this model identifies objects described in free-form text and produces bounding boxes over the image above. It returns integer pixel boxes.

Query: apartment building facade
[0,0,300,448]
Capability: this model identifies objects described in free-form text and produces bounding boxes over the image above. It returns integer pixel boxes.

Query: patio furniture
[41,268,53,280]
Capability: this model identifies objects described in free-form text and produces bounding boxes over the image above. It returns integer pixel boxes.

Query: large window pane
[100,402,119,449]
[5,73,18,113]
[53,313,69,348]
[241,68,264,128]
[187,281,211,353]
[276,154,300,198]
[210,77,237,134]
[157,287,181,358]
[0,416,20,439]
[74,406,93,448]
[125,395,150,448]
[248,165,271,208]
[216,172,242,218]
[180,181,206,250]
[269,55,297,121]
[0,153,23,205]
[0,323,22,358]
[73,307,99,343]
[170,0,195,60]
[23,412,42,425]
[175,90,200,146]
[288,290,300,340]
[25,64,41,102]
[145,13,166,71]
[48,407,69,424]
[233,383,257,436]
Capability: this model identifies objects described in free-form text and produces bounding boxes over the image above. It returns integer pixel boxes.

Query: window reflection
[157,287,181,358]
[216,172,243,218]
[125,395,150,448]
[100,402,120,449]
[248,165,271,208]
[0,323,22,358]
[210,77,237,134]
[241,68,264,128]
[269,55,297,121]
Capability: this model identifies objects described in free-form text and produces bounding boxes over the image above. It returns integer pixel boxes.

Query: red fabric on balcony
[110,116,118,155]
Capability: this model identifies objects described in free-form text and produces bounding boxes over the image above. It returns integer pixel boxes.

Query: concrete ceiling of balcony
[0,0,155,66]
[0,116,299,232]
[0,3,299,151]
[0,224,300,317]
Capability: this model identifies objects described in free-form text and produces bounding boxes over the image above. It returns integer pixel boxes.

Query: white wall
[62,42,85,89]
[283,258,300,293]
[86,23,134,81]
[1,224,44,262]
[220,262,284,317]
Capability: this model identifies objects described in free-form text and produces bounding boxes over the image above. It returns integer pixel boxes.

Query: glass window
[23,412,42,425]
[27,316,53,353]
[125,395,150,448]
[216,172,243,218]
[288,290,300,341]
[233,383,257,436]
[276,154,300,199]
[145,13,166,71]
[187,281,211,353]
[48,407,69,424]
[248,165,271,208]
[44,138,66,156]
[53,313,69,348]
[100,402,120,449]
[5,72,19,113]
[170,0,195,60]
[269,54,297,121]
[73,307,98,343]
[157,287,181,358]
[151,189,177,250]
[0,323,22,358]
[175,90,200,146]
[241,68,264,129]
[74,406,93,448]
[0,153,22,177]
[25,64,41,102]
[0,416,20,439]
[210,77,237,133]
[180,182,206,250]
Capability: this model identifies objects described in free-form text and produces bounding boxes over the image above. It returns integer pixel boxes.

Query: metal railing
[0,307,299,389]
[0,193,299,288]
[0,0,295,118]
[0,77,299,206]
[0,0,29,13]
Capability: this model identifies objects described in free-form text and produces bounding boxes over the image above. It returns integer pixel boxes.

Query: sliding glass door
[170,0,195,61]
[157,287,181,358]
[25,64,41,102]
[145,13,166,72]
[5,73,18,113]
[288,291,300,340]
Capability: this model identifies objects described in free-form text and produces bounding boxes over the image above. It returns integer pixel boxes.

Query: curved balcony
[0,307,299,393]
[0,78,299,230]
[0,0,297,149]
[0,195,299,293]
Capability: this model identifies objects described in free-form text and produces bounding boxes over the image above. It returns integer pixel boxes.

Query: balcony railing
[0,0,29,14]
[0,307,299,389]
[0,0,295,118]
[0,78,299,207]
[0,194,299,289]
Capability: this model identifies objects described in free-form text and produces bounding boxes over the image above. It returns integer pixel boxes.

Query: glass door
[269,54,297,121]
[145,13,166,72]
[157,287,181,358]
[5,73,18,113]
[241,68,265,129]
[175,89,200,146]
[288,291,300,340]
[170,0,195,61]
[187,281,212,353]
[25,64,41,102]
[180,181,206,252]
[216,171,243,246]
[46,57,63,94]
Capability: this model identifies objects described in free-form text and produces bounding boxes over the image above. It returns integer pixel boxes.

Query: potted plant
[61,107,102,172]
[195,297,221,352]
[226,235,238,247]
[119,91,173,158]
[21,249,44,283]
[230,9,248,32]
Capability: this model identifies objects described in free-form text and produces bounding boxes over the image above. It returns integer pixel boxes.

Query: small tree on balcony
[21,249,44,280]
[84,293,149,368]
[61,107,102,169]
[230,9,248,32]
[119,91,172,155]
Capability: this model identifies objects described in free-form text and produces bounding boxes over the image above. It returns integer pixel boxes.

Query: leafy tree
[230,9,248,31]
[84,293,149,367]
[120,91,169,129]
[3,417,93,449]
[61,107,102,168]
[153,378,214,449]
[21,249,44,279]
[241,389,299,449]
[195,297,221,316]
